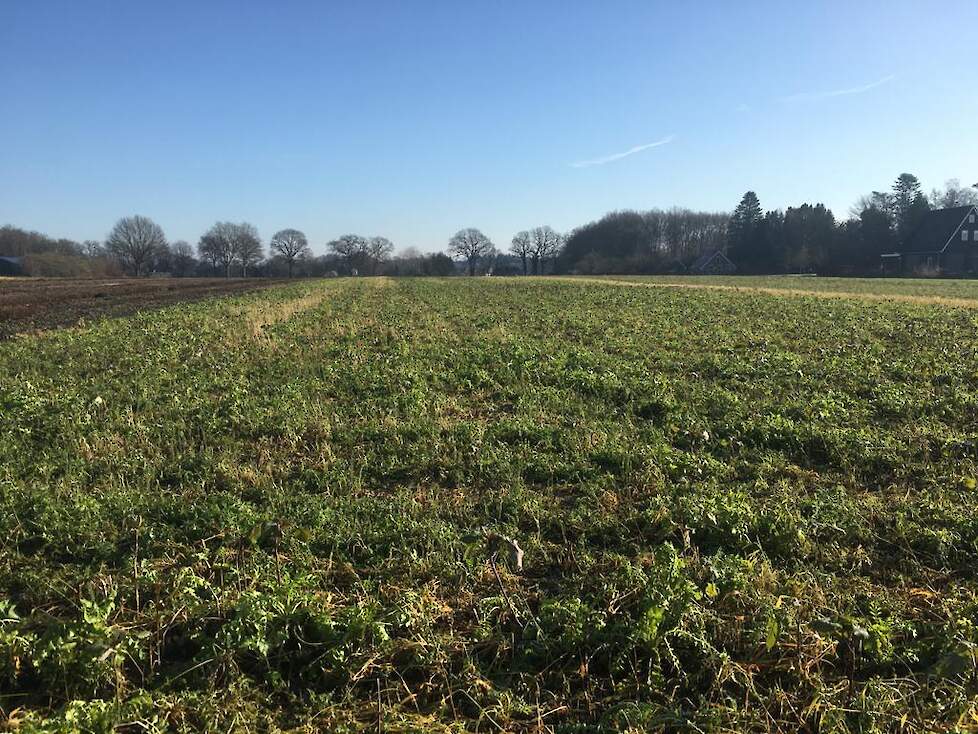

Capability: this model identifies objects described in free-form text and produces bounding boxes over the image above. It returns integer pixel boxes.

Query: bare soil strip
[0,277,285,339]
[549,276,978,309]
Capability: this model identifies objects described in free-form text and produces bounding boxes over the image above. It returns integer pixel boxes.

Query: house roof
[903,205,976,254]
[690,249,734,272]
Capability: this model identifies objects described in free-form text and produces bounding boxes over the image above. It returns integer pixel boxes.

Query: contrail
[571,135,676,168]
[782,74,895,102]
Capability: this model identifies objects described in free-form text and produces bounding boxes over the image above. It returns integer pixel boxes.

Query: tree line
[3,173,975,278]
[559,175,977,276]
[0,219,569,279]
[0,219,460,278]
[725,174,976,275]
[555,209,728,274]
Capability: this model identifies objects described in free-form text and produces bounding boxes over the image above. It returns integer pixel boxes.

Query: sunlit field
[2,277,977,731]
[585,274,978,303]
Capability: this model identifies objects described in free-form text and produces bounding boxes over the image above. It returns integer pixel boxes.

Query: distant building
[689,249,736,275]
[881,205,978,276]
[0,256,24,276]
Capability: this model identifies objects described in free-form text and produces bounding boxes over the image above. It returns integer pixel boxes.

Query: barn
[690,249,736,275]
[0,256,24,276]
[881,205,978,276]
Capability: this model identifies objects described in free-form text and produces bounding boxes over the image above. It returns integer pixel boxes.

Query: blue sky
[2,1,976,254]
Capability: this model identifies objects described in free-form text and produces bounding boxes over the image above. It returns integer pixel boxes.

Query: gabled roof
[904,205,977,254]
[690,249,734,272]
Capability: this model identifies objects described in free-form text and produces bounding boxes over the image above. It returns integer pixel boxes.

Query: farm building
[689,249,736,275]
[0,256,24,276]
[881,205,978,276]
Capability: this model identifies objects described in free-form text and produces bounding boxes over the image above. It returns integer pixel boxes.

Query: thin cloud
[571,135,676,168]
[782,74,895,102]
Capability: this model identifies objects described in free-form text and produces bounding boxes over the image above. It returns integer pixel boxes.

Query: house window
[964,231,970,242]
[970,214,976,223]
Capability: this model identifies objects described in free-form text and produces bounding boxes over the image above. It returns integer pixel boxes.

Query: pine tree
[891,173,930,245]
[727,191,765,270]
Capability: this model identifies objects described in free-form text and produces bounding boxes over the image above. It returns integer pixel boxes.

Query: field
[1,276,977,732]
[0,278,283,339]
[583,275,978,307]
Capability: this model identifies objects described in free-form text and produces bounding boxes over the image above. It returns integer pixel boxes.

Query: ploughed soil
[0,277,285,339]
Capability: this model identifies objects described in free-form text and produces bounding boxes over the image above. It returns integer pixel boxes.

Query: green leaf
[246,524,262,545]
[639,605,666,643]
[766,615,779,651]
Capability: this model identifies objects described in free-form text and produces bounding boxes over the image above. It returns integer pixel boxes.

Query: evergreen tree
[727,191,764,269]
[859,205,896,269]
[781,204,836,273]
[891,173,929,245]
[828,220,862,275]
[892,173,921,214]
[759,209,784,272]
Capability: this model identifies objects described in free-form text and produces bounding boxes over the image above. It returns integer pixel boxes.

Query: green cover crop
[1,277,977,732]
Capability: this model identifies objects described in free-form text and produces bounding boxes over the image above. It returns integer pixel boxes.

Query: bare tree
[105,215,166,277]
[327,234,369,274]
[198,222,260,277]
[198,222,236,277]
[367,236,394,274]
[510,230,532,275]
[234,224,263,277]
[929,179,978,209]
[849,192,893,220]
[269,229,309,278]
[530,225,562,275]
[170,240,197,277]
[196,231,224,275]
[151,243,173,273]
[448,228,493,276]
